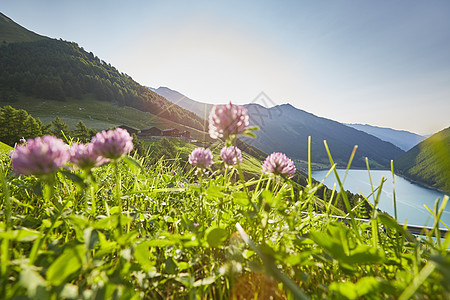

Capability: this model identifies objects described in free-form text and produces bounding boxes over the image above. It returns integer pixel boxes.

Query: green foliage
[0,142,11,157]
[395,127,450,192]
[143,138,178,165]
[130,133,146,156]
[0,105,42,146]
[50,116,71,140]
[0,38,206,131]
[2,95,212,141]
[73,120,96,142]
[1,142,449,299]
[0,13,47,44]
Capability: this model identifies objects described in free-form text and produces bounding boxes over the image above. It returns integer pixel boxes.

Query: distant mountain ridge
[152,87,405,168]
[243,103,404,168]
[346,123,426,151]
[149,86,213,120]
[395,127,450,193]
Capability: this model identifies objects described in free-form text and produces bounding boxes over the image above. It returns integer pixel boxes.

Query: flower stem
[86,170,96,217]
[199,170,204,224]
[1,162,11,231]
[114,160,122,211]
[114,160,123,234]
[43,173,58,211]
[0,163,11,289]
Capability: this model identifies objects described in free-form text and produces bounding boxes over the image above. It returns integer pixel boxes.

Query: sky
[2,0,450,135]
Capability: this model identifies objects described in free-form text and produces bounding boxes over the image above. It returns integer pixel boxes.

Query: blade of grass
[308,136,312,186]
[390,160,398,221]
[323,141,359,237]
[343,145,358,184]
[236,223,309,300]
[424,204,449,230]
[399,261,435,300]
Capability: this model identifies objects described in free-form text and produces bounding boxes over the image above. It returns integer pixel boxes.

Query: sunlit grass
[0,141,11,154]
[0,137,449,299]
[3,94,212,141]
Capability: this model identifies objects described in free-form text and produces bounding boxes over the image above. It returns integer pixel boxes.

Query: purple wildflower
[171,170,177,176]
[10,135,70,176]
[177,181,185,188]
[91,128,133,159]
[69,143,110,170]
[188,147,213,169]
[220,146,243,166]
[209,102,249,140]
[262,152,296,178]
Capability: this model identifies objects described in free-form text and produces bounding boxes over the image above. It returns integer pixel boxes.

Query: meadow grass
[2,95,212,141]
[0,141,11,154]
[0,137,449,299]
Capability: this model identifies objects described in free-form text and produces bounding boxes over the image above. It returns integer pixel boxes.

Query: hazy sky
[3,1,450,134]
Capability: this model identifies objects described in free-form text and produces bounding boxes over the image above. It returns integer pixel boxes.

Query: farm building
[138,126,162,139]
[137,127,191,140]
[162,128,180,137]
[180,130,191,138]
[117,125,139,135]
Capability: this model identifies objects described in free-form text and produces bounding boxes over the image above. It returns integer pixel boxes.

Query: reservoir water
[311,169,450,228]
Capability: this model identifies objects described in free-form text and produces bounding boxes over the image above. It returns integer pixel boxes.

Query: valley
[1,9,450,299]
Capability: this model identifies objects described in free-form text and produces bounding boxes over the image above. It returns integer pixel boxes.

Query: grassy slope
[2,95,267,178]
[0,13,47,44]
[0,140,12,156]
[2,95,212,141]
[143,139,264,178]
[395,126,450,192]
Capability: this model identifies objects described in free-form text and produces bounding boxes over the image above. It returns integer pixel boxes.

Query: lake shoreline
[311,169,450,227]
[311,167,449,195]
[394,173,449,195]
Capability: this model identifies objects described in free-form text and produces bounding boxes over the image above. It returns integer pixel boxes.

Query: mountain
[0,13,47,44]
[243,104,405,168]
[395,127,450,193]
[0,13,207,134]
[346,123,426,151]
[150,86,213,120]
[152,87,405,169]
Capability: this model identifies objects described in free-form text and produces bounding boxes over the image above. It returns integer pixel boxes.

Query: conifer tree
[0,106,42,146]
[51,116,71,140]
[73,120,91,142]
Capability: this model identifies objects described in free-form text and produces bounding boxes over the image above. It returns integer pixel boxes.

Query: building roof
[118,125,139,131]
[140,126,162,131]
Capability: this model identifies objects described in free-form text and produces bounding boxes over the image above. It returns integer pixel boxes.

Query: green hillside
[0,15,206,132]
[0,140,11,156]
[0,13,47,44]
[2,95,211,141]
[395,126,450,192]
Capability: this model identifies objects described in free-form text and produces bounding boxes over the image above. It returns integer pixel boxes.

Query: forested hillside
[395,127,450,192]
[0,28,206,132]
[242,103,405,168]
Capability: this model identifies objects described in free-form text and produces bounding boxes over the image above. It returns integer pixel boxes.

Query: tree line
[0,105,148,159]
[0,105,95,145]
[0,39,206,131]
